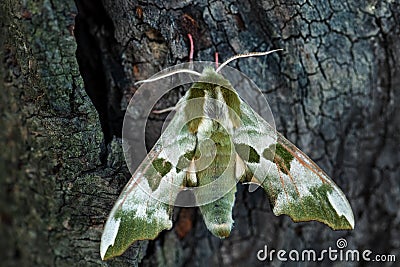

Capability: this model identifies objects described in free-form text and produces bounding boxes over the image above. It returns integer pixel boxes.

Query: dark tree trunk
[1,0,399,266]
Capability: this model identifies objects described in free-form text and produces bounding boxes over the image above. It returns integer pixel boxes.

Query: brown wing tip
[210,223,232,238]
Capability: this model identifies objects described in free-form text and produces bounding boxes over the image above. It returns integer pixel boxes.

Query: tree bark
[1,0,399,266]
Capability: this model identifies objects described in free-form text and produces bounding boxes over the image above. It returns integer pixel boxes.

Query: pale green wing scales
[233,100,355,230]
[100,100,197,260]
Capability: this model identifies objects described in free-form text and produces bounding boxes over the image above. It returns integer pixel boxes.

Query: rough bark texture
[1,0,399,266]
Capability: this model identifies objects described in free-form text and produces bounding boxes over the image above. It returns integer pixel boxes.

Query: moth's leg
[152,106,176,114]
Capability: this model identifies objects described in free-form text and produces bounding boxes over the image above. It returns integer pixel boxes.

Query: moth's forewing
[101,96,197,260]
[234,100,354,230]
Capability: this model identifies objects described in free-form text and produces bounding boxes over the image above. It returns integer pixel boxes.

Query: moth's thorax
[184,68,242,134]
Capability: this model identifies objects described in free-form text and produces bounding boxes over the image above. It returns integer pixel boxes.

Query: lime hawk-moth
[100,47,354,260]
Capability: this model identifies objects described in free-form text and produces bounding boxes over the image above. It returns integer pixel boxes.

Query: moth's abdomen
[194,120,237,238]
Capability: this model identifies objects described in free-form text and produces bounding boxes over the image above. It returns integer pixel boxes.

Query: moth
[100,47,354,260]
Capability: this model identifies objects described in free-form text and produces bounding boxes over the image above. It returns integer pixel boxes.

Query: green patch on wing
[101,203,172,260]
[152,158,172,177]
[148,158,172,190]
[235,143,260,163]
[176,149,196,173]
[263,143,294,174]
[269,183,353,230]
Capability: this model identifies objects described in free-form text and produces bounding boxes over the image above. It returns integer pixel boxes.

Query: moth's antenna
[215,49,283,73]
[134,69,202,85]
[135,33,201,85]
[188,34,194,62]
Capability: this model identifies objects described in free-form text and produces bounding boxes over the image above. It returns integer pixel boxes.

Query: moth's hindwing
[233,100,355,230]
